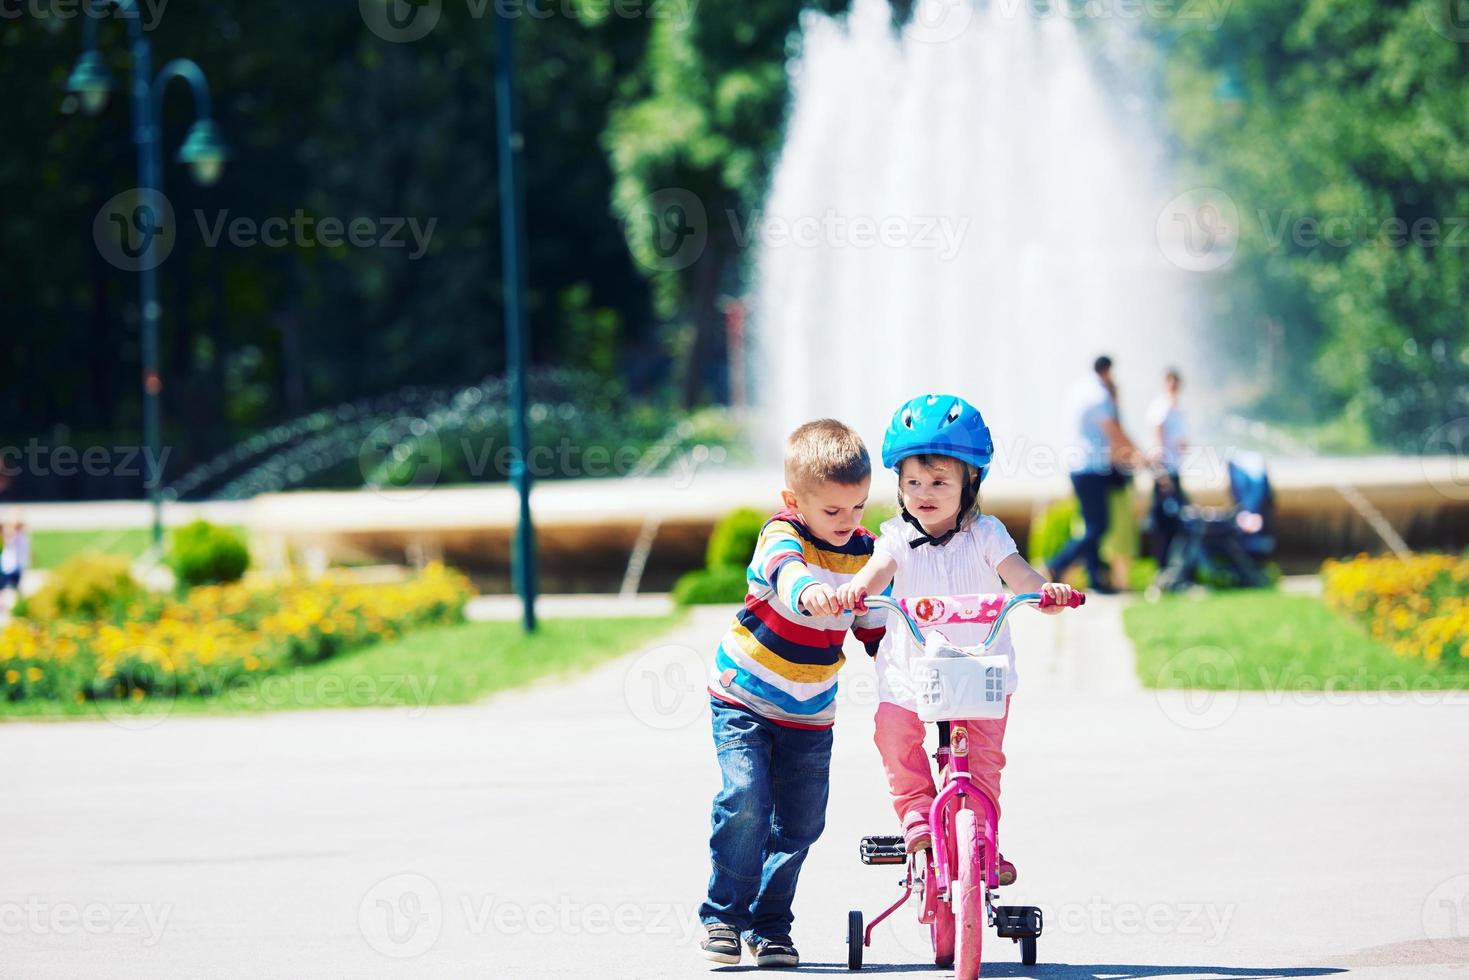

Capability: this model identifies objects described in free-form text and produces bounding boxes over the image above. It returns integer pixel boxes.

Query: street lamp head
[66,51,115,116]
[177,119,229,186]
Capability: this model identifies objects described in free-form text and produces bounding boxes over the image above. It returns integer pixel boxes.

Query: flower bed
[1321,553,1469,664]
[0,563,472,704]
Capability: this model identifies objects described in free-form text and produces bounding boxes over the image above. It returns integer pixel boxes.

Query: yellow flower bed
[0,562,472,703]
[1321,553,1469,663]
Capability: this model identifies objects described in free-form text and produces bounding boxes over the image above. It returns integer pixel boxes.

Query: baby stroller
[1155,451,1274,591]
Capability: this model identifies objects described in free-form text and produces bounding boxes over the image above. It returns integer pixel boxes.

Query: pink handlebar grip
[1039,590,1087,609]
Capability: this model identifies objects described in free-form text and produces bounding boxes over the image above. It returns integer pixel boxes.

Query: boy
[698,419,887,968]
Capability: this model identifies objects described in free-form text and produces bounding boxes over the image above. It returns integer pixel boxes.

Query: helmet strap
[902,469,982,549]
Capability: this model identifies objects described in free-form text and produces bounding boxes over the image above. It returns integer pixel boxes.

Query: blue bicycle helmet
[881,394,995,548]
[881,394,994,478]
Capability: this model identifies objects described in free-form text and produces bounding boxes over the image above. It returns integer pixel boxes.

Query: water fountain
[752,0,1209,469]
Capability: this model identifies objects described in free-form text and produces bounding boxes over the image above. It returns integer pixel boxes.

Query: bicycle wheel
[953,807,985,980]
[931,896,955,968]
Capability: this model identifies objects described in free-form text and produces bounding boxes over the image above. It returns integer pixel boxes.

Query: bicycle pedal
[859,835,907,865]
[993,905,1043,939]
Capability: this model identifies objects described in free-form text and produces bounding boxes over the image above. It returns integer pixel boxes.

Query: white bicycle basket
[912,631,1008,722]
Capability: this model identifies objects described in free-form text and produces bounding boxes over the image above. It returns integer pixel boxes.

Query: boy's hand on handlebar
[835,582,868,612]
[799,582,843,618]
[1038,581,1074,614]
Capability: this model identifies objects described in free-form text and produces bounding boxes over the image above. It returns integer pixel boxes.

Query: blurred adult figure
[1,510,28,609]
[1146,367,1190,567]
[1046,355,1140,594]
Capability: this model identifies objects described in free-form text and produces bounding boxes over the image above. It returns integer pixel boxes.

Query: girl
[837,394,1072,885]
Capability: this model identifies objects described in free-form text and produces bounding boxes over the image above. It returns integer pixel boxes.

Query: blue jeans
[699,696,832,940]
[1048,471,1113,587]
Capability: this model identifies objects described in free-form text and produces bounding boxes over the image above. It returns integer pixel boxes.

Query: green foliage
[23,552,141,622]
[1027,497,1081,571]
[706,507,767,568]
[862,505,895,535]
[605,0,849,403]
[168,521,250,588]
[1160,0,1469,447]
[1125,590,1466,692]
[673,565,751,605]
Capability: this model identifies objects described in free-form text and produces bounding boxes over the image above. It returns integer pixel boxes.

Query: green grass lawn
[1,613,685,720]
[27,528,157,569]
[1124,590,1469,691]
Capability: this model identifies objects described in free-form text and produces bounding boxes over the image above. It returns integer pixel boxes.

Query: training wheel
[847,910,863,970]
[1021,935,1037,965]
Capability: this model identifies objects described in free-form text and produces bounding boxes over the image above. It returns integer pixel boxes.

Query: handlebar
[859,591,1085,651]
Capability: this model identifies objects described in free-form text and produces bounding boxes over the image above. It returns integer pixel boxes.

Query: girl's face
[899,457,966,530]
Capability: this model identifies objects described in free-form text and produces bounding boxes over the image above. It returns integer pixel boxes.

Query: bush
[23,552,141,622]
[169,520,250,588]
[1027,498,1080,571]
[705,508,766,570]
[673,566,750,605]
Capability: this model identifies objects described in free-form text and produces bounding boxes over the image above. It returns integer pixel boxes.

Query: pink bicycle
[847,590,1085,978]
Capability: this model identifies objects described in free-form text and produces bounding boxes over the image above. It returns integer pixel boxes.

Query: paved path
[3,598,1468,979]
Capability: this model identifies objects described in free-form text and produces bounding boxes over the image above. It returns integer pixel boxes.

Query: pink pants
[873,699,1010,844]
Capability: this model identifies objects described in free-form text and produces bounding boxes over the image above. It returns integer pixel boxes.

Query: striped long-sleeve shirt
[708,510,887,729]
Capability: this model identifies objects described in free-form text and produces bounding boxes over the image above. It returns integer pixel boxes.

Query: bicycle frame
[855,591,1083,947]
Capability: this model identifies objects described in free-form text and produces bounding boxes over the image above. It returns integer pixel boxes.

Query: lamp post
[494,7,538,632]
[66,1,228,552]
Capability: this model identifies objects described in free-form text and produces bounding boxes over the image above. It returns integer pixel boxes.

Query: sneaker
[746,934,799,968]
[996,853,1018,886]
[700,922,740,964]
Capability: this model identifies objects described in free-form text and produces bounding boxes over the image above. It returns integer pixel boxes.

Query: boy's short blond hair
[784,419,871,491]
